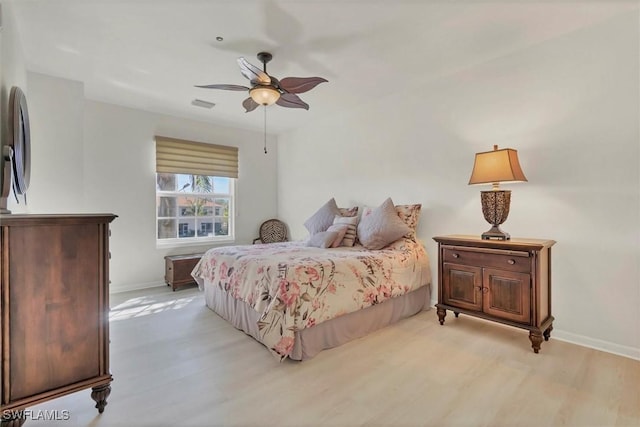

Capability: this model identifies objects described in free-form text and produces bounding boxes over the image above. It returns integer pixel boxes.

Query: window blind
[155,136,238,178]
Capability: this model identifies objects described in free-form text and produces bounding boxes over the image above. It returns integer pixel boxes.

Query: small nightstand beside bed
[192,198,432,361]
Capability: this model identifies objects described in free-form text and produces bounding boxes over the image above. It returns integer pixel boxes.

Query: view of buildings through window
[156,173,233,242]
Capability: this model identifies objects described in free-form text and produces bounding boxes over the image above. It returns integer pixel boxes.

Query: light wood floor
[32,285,639,427]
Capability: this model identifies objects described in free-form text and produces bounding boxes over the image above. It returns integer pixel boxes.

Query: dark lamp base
[481,225,510,241]
[479,189,511,241]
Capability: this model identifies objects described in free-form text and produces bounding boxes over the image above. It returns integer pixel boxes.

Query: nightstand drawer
[443,246,530,273]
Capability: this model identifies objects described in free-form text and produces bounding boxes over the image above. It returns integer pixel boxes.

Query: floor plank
[29,286,640,427]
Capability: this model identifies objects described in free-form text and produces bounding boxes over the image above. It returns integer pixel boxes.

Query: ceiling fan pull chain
[263,106,268,154]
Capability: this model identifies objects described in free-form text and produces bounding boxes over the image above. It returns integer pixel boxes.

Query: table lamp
[468,145,527,240]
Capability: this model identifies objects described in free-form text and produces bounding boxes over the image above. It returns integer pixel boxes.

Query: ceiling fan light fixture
[250,85,280,106]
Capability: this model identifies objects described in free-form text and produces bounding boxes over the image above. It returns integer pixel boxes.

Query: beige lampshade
[250,85,281,106]
[468,145,528,186]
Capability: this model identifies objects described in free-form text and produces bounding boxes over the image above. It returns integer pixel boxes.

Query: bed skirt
[201,279,432,361]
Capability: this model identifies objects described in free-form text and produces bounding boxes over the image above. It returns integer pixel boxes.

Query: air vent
[191,99,215,109]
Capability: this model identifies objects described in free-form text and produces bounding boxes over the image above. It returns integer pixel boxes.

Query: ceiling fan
[196,52,328,112]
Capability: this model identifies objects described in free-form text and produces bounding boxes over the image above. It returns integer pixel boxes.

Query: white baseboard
[552,330,640,361]
[109,280,166,294]
[429,299,639,361]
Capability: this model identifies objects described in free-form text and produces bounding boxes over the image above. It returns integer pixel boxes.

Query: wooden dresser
[433,235,555,353]
[0,214,116,426]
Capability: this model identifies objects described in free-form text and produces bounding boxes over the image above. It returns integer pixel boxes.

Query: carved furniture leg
[543,324,553,341]
[91,383,112,414]
[529,331,544,354]
[437,307,447,325]
[1,410,26,427]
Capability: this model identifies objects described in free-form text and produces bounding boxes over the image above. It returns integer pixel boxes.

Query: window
[156,174,234,243]
[155,136,238,245]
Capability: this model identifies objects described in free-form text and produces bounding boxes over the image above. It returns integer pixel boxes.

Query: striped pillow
[326,224,349,248]
[332,215,359,247]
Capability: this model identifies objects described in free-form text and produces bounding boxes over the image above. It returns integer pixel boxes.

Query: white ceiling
[11,0,636,134]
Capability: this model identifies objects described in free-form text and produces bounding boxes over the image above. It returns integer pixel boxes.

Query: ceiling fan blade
[276,93,309,110]
[242,97,260,113]
[278,77,328,94]
[237,57,271,85]
[195,84,249,91]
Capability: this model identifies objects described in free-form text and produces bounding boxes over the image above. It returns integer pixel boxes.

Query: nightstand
[164,253,204,291]
[433,235,555,353]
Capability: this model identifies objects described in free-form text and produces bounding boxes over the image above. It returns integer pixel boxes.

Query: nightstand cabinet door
[483,268,531,324]
[442,263,482,312]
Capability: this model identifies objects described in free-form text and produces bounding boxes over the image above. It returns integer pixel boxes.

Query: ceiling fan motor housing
[257,52,273,66]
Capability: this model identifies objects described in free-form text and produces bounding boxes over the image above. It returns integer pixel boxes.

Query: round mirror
[8,86,31,196]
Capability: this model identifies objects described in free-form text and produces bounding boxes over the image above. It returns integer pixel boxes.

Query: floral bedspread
[192,238,431,361]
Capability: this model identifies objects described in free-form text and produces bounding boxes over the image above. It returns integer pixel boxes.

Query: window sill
[156,238,235,250]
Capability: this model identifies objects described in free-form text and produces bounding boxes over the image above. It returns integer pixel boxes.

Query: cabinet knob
[482,287,489,294]
[452,253,460,258]
[475,286,482,292]
[507,259,515,265]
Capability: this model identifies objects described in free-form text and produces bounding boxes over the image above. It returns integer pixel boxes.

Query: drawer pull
[452,253,460,258]
[507,259,515,265]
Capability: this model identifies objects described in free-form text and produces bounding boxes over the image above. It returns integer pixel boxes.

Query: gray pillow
[357,198,411,250]
[307,231,339,248]
[304,198,340,235]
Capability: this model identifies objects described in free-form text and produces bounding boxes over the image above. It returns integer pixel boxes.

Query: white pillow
[357,198,411,250]
[304,198,340,235]
[307,231,339,248]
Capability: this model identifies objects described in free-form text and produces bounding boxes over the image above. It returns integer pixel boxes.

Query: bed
[191,236,432,361]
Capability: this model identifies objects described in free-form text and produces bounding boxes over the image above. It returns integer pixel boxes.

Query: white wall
[277,12,640,358]
[0,1,27,110]
[83,100,278,292]
[25,72,85,212]
[0,0,28,211]
[23,71,278,292]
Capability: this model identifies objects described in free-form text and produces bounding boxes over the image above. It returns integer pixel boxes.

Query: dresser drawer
[443,246,531,273]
